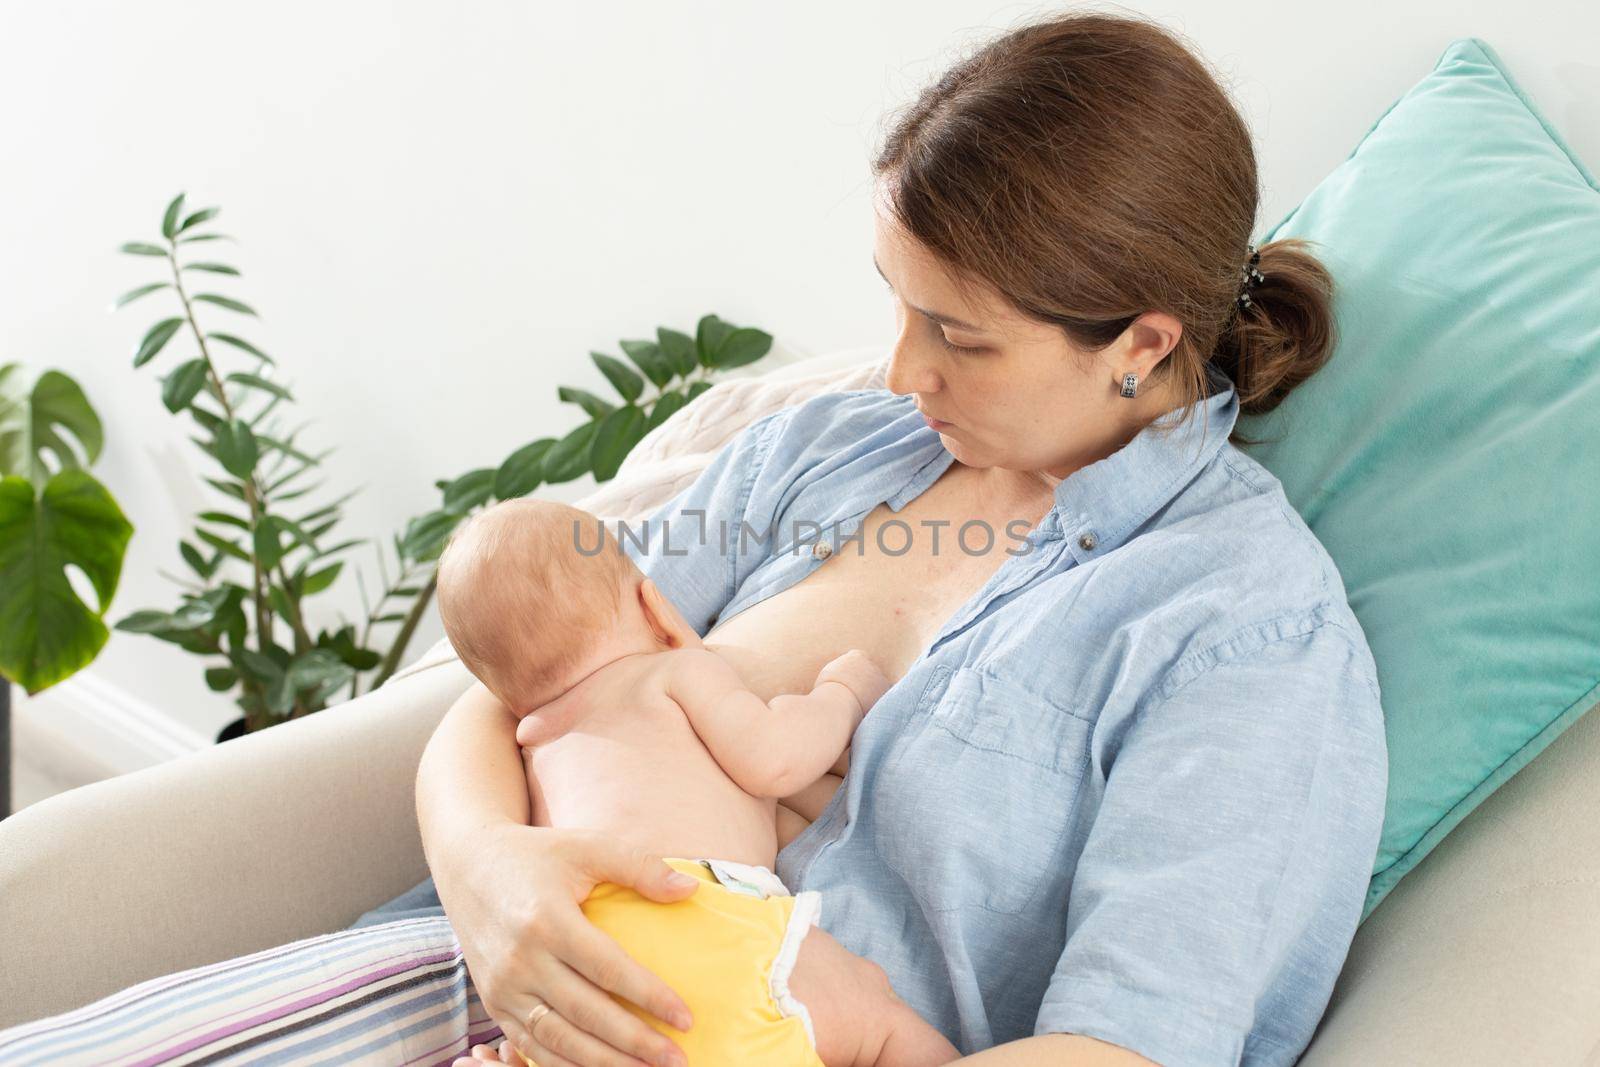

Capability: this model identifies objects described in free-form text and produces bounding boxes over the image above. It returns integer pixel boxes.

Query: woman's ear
[637,578,703,650]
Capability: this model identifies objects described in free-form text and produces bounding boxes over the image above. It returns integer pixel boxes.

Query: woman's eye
[938,333,984,354]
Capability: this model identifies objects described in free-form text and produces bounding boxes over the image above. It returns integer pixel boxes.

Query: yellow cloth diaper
[517,856,825,1067]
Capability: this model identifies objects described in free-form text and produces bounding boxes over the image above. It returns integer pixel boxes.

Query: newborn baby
[436,498,960,1067]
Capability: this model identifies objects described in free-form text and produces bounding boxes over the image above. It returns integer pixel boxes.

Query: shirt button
[1078,531,1098,551]
[812,541,833,559]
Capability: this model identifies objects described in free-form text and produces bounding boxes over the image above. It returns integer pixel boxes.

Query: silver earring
[1120,372,1139,399]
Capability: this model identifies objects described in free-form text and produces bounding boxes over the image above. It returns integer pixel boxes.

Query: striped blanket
[0,917,502,1065]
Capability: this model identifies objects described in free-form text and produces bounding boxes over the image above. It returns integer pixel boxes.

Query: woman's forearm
[951,1033,1156,1065]
[415,680,531,873]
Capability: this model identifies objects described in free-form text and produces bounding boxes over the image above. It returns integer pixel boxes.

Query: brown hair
[436,498,632,710]
[870,7,1335,448]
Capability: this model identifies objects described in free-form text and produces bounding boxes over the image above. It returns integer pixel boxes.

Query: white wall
[3,0,1596,743]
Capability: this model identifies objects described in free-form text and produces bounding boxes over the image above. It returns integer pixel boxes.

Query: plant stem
[366,571,437,693]
[167,243,274,658]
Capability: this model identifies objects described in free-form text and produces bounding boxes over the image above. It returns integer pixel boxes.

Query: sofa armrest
[0,658,474,1028]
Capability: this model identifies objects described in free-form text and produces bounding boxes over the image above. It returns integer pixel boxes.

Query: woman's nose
[884,336,941,397]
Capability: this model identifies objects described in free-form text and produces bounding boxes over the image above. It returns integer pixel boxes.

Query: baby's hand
[815,650,892,715]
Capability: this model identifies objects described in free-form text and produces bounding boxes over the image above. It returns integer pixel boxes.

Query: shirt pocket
[872,664,1095,915]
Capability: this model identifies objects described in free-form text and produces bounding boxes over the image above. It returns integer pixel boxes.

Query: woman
[0,10,1385,1067]
[417,11,1386,1067]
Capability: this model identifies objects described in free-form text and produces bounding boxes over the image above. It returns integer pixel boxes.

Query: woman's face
[872,181,1185,481]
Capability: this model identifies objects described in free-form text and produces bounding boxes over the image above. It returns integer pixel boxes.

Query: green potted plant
[111,192,774,740]
[0,362,134,816]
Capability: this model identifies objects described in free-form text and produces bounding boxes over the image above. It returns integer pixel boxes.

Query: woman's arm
[421,404,805,1067]
[415,680,528,851]
[947,1034,1159,1065]
[417,682,699,1067]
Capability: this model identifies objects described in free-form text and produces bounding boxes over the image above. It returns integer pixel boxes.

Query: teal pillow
[1240,37,1600,922]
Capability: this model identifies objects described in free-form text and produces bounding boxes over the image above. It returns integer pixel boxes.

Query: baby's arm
[666,648,890,799]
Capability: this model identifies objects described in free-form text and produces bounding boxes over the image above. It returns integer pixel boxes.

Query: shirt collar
[883,363,1239,557]
[1053,362,1239,560]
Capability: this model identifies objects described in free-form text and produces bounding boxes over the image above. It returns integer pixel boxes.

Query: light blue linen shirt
[619,365,1388,1067]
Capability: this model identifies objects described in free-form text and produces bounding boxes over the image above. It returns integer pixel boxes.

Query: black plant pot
[216,716,248,743]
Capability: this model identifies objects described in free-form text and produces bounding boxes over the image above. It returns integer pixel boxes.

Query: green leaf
[657,327,697,377]
[686,380,713,401]
[202,476,246,501]
[208,332,274,365]
[704,326,772,369]
[557,386,616,420]
[441,468,496,515]
[254,514,292,570]
[289,648,354,689]
[177,207,220,233]
[178,539,206,574]
[133,318,185,368]
[306,536,361,559]
[316,624,382,671]
[494,437,555,499]
[589,404,648,483]
[192,293,257,316]
[160,193,187,240]
[161,359,210,413]
[645,390,687,433]
[590,353,644,403]
[539,420,598,484]
[204,666,237,691]
[695,314,733,367]
[400,510,462,563]
[619,340,673,388]
[119,242,169,257]
[113,281,171,309]
[213,419,259,478]
[0,470,134,694]
[302,561,342,595]
[189,406,224,434]
[195,527,251,562]
[0,365,106,484]
[169,586,231,630]
[176,233,233,245]
[115,610,180,634]
[183,261,239,275]
[225,371,292,401]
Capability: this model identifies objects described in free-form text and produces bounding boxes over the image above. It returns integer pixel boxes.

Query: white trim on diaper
[691,858,822,1051]
[698,857,792,900]
[769,889,822,1050]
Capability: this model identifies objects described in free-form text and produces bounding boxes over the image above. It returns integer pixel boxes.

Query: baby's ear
[639,578,701,650]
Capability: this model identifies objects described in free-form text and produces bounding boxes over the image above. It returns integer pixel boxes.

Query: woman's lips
[920,411,952,430]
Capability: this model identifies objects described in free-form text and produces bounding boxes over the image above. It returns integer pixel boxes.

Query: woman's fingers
[497,1010,590,1067]
[568,835,701,909]
[549,899,694,1034]
[510,957,683,1067]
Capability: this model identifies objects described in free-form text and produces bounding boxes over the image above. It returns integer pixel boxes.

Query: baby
[435,497,960,1067]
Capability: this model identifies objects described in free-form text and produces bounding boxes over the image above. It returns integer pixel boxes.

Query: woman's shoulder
[1094,439,1381,699]
[766,386,921,443]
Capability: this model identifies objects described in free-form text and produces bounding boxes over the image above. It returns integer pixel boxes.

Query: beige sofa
[3,346,1598,1065]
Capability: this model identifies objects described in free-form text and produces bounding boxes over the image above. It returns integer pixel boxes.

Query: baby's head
[436,498,696,714]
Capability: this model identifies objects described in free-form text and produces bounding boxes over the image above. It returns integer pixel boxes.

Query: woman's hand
[436,823,701,1067]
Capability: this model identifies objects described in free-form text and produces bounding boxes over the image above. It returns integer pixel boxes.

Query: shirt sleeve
[616,404,796,637]
[1034,617,1388,1067]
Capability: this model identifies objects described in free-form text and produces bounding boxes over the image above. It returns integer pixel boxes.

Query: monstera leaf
[0,471,133,693]
[0,363,104,484]
[0,363,132,694]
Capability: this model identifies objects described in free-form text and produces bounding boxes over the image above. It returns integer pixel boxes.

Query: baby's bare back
[521,649,782,869]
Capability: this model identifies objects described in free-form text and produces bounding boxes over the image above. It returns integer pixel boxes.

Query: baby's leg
[789,925,961,1067]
